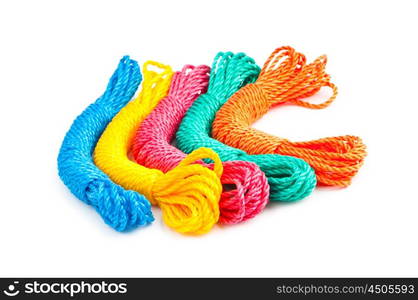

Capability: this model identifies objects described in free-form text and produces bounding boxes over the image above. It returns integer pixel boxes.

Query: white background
[1,0,417,277]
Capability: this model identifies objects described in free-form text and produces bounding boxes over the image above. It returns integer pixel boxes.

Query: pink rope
[132,64,269,225]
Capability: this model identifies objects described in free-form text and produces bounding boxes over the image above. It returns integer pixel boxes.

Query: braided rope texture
[176,52,317,202]
[212,46,367,187]
[57,56,155,232]
[93,61,224,235]
[132,65,269,225]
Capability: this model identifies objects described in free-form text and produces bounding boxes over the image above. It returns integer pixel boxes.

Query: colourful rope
[57,56,154,232]
[176,52,317,202]
[93,61,223,235]
[131,65,269,225]
[212,46,367,187]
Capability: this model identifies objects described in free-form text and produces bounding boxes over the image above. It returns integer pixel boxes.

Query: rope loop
[258,46,337,108]
[150,148,222,234]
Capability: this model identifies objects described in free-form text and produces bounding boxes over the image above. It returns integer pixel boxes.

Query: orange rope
[212,46,366,187]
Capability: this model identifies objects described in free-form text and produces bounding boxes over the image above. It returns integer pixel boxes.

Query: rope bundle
[57,56,155,231]
[212,46,366,187]
[93,61,223,235]
[131,65,269,225]
[176,52,317,202]
[58,49,366,234]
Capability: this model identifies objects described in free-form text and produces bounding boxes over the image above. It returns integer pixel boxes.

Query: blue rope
[57,56,154,232]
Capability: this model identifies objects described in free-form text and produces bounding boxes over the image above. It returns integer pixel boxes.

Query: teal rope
[176,52,317,202]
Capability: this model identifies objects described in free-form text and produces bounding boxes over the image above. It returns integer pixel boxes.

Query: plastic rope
[176,52,316,202]
[93,61,223,235]
[57,56,154,232]
[132,64,269,225]
[212,46,366,187]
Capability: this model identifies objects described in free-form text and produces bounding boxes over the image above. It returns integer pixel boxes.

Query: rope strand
[176,52,316,202]
[93,61,223,235]
[57,56,154,231]
[212,46,366,187]
[132,65,269,225]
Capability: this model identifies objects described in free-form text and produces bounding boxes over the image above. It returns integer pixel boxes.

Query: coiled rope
[176,52,316,202]
[131,64,269,225]
[93,61,223,235]
[57,56,154,232]
[212,46,366,187]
